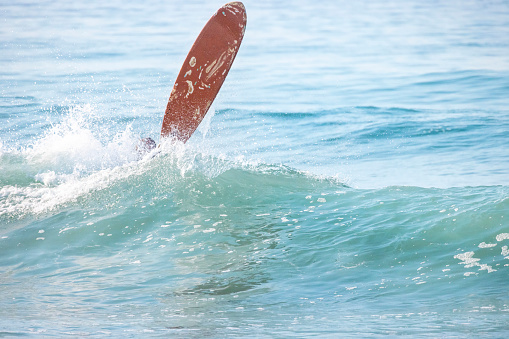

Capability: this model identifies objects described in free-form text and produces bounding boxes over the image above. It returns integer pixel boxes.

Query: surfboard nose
[219,2,247,36]
[226,2,245,10]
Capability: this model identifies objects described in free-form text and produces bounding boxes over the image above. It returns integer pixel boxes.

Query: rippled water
[1,0,508,337]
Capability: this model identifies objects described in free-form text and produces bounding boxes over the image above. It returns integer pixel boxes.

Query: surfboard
[160,2,247,143]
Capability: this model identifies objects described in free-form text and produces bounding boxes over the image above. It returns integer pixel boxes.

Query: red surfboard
[160,2,247,143]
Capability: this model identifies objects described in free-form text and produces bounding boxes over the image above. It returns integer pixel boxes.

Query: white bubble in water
[478,242,497,248]
[496,233,509,242]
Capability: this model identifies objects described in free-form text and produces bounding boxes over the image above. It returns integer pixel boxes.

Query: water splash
[23,104,140,179]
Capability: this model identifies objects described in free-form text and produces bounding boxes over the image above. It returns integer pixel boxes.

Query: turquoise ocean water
[1,0,509,337]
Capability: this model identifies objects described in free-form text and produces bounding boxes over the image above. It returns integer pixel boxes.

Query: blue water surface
[1,0,508,337]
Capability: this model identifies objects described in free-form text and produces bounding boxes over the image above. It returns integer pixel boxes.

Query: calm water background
[1,0,509,337]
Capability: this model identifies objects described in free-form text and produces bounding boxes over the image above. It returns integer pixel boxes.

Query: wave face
[1,0,509,337]
[1,106,508,336]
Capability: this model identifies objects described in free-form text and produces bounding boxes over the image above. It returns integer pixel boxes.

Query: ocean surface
[1,0,509,337]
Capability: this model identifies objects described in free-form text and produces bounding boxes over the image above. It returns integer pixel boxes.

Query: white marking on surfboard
[185,80,194,96]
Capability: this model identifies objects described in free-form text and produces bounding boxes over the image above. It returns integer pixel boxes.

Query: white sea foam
[454,251,496,273]
[0,104,155,217]
[0,104,239,218]
[496,233,509,242]
[0,160,150,217]
[23,105,140,179]
[478,242,497,248]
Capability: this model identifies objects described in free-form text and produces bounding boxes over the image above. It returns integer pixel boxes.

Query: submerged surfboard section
[160,2,247,143]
